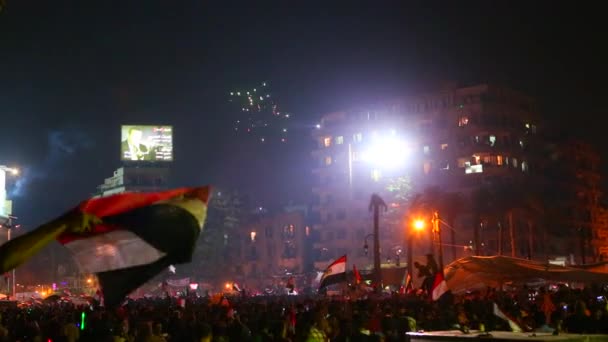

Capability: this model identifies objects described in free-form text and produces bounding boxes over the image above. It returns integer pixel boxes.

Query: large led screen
[121,125,173,162]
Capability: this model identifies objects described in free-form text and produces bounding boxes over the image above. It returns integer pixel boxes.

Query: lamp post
[432,211,445,276]
[407,219,425,290]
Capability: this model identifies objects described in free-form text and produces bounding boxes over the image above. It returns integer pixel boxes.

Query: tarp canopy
[445,256,608,294]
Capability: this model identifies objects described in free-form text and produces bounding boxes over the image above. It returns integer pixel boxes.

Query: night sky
[1,1,606,229]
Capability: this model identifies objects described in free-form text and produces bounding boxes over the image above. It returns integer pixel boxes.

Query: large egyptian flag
[319,255,347,289]
[0,187,210,307]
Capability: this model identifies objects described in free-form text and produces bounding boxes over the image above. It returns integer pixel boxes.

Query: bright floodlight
[413,219,425,231]
[10,168,18,176]
[361,135,410,169]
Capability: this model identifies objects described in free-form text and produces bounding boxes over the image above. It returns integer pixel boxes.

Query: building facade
[94,166,170,197]
[235,211,309,290]
[310,83,603,272]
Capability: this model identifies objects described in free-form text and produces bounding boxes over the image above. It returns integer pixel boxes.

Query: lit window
[250,231,257,242]
[305,226,310,236]
[458,116,469,127]
[335,136,344,144]
[489,135,496,147]
[512,158,518,168]
[483,156,492,164]
[441,143,448,150]
[473,155,481,164]
[423,162,432,174]
[521,161,528,172]
[525,123,530,129]
[519,140,525,148]
[324,156,332,165]
[465,162,483,174]
[283,225,296,239]
[497,155,503,166]
[353,133,363,142]
[371,169,381,182]
[457,158,468,168]
[323,137,332,147]
[423,146,430,154]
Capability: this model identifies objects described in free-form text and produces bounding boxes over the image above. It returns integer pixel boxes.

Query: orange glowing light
[413,219,425,231]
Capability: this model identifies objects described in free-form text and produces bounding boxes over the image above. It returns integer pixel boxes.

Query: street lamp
[407,218,426,289]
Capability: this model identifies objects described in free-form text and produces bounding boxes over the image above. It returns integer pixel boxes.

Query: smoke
[10,128,95,197]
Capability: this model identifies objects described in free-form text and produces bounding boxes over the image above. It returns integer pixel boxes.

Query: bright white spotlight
[361,135,410,169]
[10,168,18,176]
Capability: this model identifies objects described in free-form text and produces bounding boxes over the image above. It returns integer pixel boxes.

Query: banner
[166,278,190,287]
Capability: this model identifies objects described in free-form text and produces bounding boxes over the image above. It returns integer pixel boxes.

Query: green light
[81,312,86,331]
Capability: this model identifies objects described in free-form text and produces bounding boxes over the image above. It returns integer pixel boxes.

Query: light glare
[361,135,410,169]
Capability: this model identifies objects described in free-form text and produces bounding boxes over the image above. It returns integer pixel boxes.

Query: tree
[189,190,246,278]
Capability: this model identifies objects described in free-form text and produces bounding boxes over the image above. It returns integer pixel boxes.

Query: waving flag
[0,186,210,308]
[431,272,448,301]
[319,255,347,289]
[353,264,362,284]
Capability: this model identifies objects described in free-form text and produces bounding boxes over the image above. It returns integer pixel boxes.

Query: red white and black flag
[431,272,449,301]
[319,255,347,289]
[0,186,210,308]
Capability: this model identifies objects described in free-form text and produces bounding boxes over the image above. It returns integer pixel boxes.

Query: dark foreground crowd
[1,285,608,342]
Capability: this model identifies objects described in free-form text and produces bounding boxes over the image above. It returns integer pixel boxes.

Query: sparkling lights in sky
[228,81,292,143]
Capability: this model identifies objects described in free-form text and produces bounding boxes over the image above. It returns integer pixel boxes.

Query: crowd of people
[1,284,608,342]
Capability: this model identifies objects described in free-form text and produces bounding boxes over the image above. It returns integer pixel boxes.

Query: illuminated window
[521,161,528,172]
[441,143,448,150]
[335,136,344,144]
[489,135,496,146]
[497,155,503,166]
[423,162,432,174]
[458,116,469,127]
[324,156,332,165]
[283,225,296,239]
[353,133,363,142]
[371,169,382,182]
[473,155,481,164]
[250,231,257,242]
[519,140,525,148]
[512,158,518,168]
[483,156,492,164]
[465,162,483,174]
[323,137,332,147]
[457,158,468,168]
[423,146,430,154]
[305,226,311,236]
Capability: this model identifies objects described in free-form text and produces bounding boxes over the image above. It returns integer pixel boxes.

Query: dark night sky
[0,1,606,228]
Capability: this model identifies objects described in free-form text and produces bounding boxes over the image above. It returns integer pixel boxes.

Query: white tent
[444,256,608,294]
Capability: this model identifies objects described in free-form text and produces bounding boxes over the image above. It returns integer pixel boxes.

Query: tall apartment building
[541,140,606,262]
[311,84,556,272]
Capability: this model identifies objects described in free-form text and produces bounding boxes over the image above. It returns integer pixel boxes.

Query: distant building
[236,211,309,289]
[311,83,604,270]
[94,166,170,197]
[541,140,605,262]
